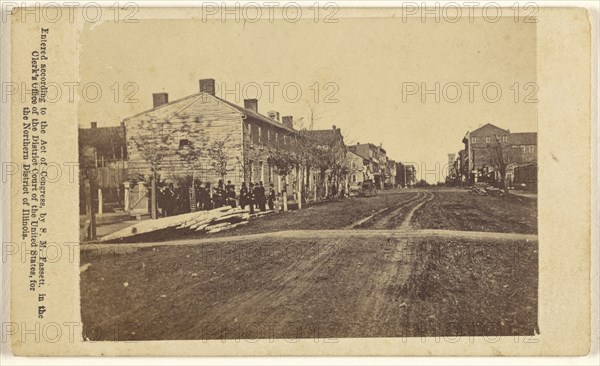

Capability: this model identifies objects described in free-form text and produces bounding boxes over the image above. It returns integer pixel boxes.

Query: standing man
[164,183,176,217]
[202,182,213,210]
[213,180,224,208]
[268,183,276,211]
[226,180,236,208]
[248,182,255,214]
[177,184,190,214]
[239,182,248,210]
[257,181,267,211]
[157,182,166,217]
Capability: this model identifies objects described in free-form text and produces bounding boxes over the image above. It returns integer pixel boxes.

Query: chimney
[199,79,216,95]
[357,142,360,145]
[282,116,294,129]
[244,99,258,113]
[90,121,97,129]
[332,125,337,130]
[152,92,169,108]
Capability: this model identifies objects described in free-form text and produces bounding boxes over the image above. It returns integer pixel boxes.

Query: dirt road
[81,235,537,340]
[80,188,538,340]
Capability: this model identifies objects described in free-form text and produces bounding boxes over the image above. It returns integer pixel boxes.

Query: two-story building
[345,150,370,194]
[348,142,388,189]
[301,126,347,197]
[460,123,537,185]
[124,78,305,194]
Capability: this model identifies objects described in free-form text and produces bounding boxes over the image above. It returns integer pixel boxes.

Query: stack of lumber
[99,207,250,242]
[468,183,505,196]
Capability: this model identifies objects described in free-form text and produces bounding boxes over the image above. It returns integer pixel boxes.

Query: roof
[123,92,297,134]
[509,132,537,145]
[214,95,297,133]
[349,143,387,155]
[471,123,510,134]
[301,128,344,143]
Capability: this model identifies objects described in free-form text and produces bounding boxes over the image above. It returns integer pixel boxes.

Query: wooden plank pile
[469,183,504,196]
[99,207,251,242]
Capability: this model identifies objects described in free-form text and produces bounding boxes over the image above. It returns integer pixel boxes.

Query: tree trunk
[84,179,96,240]
[151,173,157,219]
[282,176,288,212]
[296,165,302,209]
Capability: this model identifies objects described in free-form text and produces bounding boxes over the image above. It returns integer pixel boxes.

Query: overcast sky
[79,14,536,183]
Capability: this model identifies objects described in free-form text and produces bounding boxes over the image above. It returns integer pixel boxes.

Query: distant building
[447,153,456,178]
[300,126,347,196]
[348,142,388,189]
[78,122,128,214]
[405,164,416,186]
[460,123,537,186]
[78,121,127,166]
[386,159,397,188]
[345,150,370,193]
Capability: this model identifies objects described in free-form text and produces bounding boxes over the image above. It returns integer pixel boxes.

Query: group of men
[155,179,277,217]
[238,181,277,214]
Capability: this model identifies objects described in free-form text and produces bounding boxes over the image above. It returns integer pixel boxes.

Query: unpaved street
[80,188,538,340]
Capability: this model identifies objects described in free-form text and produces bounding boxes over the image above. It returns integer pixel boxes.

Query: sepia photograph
[76,13,539,341]
[4,1,594,359]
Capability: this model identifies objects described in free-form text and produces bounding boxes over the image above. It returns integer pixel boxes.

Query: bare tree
[487,134,519,192]
[208,134,234,182]
[129,119,176,219]
[175,139,205,188]
[240,123,263,183]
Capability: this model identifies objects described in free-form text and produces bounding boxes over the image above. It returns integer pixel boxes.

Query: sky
[79,13,537,183]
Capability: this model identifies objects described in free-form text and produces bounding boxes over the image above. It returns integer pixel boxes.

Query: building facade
[460,123,537,186]
[124,79,306,195]
[348,143,388,189]
[345,150,369,193]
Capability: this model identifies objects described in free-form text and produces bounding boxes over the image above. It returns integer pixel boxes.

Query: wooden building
[124,79,306,194]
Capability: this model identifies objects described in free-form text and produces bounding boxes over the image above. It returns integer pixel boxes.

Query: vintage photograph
[76,14,539,341]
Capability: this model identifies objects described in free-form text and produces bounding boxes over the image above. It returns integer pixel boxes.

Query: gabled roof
[509,132,537,145]
[214,96,296,133]
[346,150,369,164]
[123,92,297,133]
[301,128,344,143]
[471,123,510,134]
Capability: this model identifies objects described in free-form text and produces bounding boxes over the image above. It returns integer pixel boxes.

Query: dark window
[179,139,191,148]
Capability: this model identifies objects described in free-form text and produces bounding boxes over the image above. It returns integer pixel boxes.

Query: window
[472,137,477,144]
[248,122,253,145]
[259,161,264,182]
[527,145,535,154]
[258,126,262,144]
[267,129,271,144]
[351,161,356,169]
[485,136,490,143]
[176,131,190,148]
[352,174,356,182]
[502,135,508,143]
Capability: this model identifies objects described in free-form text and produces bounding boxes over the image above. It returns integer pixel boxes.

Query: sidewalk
[80,212,143,240]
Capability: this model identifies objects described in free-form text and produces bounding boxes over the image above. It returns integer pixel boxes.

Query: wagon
[358,180,376,197]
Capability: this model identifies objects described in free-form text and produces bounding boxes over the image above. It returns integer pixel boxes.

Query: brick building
[460,123,537,185]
